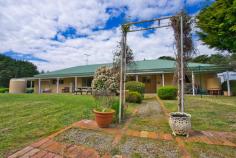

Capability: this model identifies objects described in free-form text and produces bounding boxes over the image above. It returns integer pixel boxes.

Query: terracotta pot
[169,112,191,137]
[93,109,115,128]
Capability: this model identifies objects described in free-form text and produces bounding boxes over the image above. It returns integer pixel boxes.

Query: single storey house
[29,59,226,95]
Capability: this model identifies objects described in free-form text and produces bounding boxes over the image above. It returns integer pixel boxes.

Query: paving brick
[175,137,191,158]
[148,132,158,139]
[42,152,56,158]
[112,132,122,146]
[126,129,140,137]
[64,145,85,157]
[31,150,48,158]
[8,146,34,158]
[31,138,50,148]
[159,133,173,141]
[20,148,40,158]
[140,131,148,138]
[39,139,55,150]
[46,141,66,155]
[80,148,98,158]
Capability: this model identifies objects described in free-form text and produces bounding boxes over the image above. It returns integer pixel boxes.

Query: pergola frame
[119,15,184,123]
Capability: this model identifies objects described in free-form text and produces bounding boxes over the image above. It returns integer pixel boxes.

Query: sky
[0,0,216,71]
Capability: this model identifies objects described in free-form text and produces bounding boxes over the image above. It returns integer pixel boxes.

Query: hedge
[125,81,145,97]
[157,86,177,100]
[0,88,9,93]
[126,91,142,103]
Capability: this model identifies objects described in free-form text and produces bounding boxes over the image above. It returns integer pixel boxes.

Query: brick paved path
[8,98,236,158]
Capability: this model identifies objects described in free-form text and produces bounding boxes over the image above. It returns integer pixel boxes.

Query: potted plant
[93,91,116,128]
[92,66,119,128]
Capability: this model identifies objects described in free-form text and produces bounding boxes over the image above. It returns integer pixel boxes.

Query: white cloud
[0,0,216,71]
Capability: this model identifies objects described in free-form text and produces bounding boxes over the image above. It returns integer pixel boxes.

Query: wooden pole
[192,71,195,96]
[180,15,184,113]
[119,28,126,123]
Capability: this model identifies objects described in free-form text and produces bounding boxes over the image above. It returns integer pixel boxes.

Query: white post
[136,75,138,81]
[30,80,33,88]
[192,71,195,96]
[162,73,165,87]
[38,79,41,94]
[75,77,77,91]
[226,71,231,96]
[56,78,59,94]
[180,15,184,113]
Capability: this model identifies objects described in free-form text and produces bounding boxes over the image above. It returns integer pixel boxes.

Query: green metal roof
[34,59,227,78]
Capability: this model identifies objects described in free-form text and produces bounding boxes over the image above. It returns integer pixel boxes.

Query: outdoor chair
[62,87,70,93]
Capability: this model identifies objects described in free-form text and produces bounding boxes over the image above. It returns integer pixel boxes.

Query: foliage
[196,0,236,53]
[0,88,9,93]
[222,80,236,95]
[0,54,39,88]
[158,56,175,61]
[191,54,230,65]
[112,41,135,72]
[111,99,120,122]
[92,66,119,112]
[158,86,177,100]
[92,66,119,93]
[125,81,145,97]
[126,91,142,103]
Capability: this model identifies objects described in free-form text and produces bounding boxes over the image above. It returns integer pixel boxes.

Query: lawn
[162,95,236,132]
[0,94,96,157]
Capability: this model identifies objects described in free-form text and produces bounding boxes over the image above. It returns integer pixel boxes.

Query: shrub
[222,80,236,96]
[92,66,119,93]
[125,81,145,97]
[126,91,142,103]
[111,99,119,122]
[0,88,9,93]
[158,86,177,100]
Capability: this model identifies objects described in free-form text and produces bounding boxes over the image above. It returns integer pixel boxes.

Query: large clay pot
[169,112,191,137]
[93,109,115,128]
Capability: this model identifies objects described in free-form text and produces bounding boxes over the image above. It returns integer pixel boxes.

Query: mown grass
[185,142,236,158]
[162,95,236,132]
[0,94,96,157]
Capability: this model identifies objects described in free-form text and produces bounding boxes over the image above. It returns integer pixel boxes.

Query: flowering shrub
[92,66,119,93]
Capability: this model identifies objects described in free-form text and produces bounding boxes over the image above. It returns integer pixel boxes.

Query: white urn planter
[169,112,191,137]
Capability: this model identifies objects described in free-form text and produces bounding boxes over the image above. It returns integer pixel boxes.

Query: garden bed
[55,128,114,155]
[114,136,180,158]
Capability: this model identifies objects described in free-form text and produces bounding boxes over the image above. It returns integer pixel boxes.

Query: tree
[112,41,134,72]
[196,0,236,53]
[191,53,231,65]
[0,54,39,87]
[158,56,176,61]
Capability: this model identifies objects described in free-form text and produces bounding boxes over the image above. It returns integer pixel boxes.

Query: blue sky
[0,0,215,71]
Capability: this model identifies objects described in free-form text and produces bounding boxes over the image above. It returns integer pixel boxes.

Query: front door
[141,75,156,93]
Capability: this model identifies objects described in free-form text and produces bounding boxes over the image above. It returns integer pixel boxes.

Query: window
[142,76,151,83]
[52,79,64,85]
[82,77,93,87]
